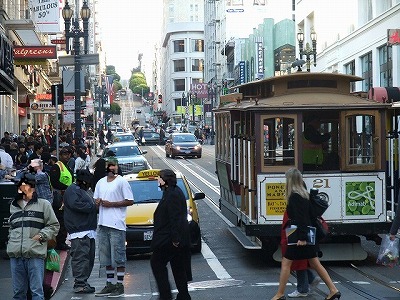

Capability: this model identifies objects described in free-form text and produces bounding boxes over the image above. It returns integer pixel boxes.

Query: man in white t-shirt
[94,157,134,297]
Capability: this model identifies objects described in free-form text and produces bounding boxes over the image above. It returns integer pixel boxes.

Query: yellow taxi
[124,169,204,254]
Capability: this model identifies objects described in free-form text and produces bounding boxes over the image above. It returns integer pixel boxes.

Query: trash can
[0,181,17,249]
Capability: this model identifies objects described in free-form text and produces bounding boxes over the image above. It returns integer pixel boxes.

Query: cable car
[214,72,392,261]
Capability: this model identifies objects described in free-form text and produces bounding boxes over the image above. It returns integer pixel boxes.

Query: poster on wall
[29,0,62,34]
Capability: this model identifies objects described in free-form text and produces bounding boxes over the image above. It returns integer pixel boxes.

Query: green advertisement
[345,181,375,216]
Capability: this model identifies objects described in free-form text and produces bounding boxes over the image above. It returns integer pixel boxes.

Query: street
[1,145,400,299]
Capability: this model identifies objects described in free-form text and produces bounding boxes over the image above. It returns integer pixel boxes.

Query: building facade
[296,0,400,92]
[158,0,205,124]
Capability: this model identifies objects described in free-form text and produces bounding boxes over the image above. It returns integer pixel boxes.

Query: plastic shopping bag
[376,235,399,267]
[46,249,60,272]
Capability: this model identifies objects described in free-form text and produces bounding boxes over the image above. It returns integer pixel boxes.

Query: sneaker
[74,285,95,293]
[95,282,116,297]
[107,283,124,298]
[288,290,308,298]
[310,277,321,291]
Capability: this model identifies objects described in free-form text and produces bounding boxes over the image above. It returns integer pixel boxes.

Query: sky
[98,0,163,81]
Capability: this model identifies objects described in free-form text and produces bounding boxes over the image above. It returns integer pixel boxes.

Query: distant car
[165,132,202,159]
[136,109,142,114]
[113,133,136,143]
[141,130,163,145]
[101,141,150,175]
[125,169,204,254]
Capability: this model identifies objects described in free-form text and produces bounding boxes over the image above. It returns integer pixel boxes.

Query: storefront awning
[3,19,42,45]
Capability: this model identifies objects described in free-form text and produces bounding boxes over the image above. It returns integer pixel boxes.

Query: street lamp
[62,0,91,144]
[207,82,217,145]
[297,29,317,72]
[181,92,185,124]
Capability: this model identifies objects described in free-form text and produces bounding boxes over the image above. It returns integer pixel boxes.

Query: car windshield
[105,146,140,157]
[129,179,189,203]
[172,135,197,143]
[114,135,134,142]
[143,132,160,139]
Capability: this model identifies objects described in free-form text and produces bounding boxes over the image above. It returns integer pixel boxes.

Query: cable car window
[348,115,375,165]
[263,117,295,166]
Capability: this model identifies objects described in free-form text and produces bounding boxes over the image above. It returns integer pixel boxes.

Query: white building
[296,0,400,92]
[159,0,205,123]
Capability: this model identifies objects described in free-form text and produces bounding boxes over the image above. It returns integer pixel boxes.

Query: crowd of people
[1,126,192,299]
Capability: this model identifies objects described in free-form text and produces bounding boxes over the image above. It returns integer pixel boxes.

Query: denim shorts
[97,225,126,267]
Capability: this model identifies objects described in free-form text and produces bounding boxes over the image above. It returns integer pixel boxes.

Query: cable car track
[320,263,400,299]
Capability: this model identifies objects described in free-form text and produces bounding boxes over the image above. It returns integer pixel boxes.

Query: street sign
[51,39,66,44]
[59,53,100,66]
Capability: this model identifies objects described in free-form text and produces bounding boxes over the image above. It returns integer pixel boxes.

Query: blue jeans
[10,257,44,300]
[296,269,316,293]
[98,225,126,268]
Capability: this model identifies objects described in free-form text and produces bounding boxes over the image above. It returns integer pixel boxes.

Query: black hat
[16,172,36,188]
[76,169,93,183]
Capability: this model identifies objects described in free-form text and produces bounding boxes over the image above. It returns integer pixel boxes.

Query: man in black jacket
[150,169,191,300]
[63,169,97,293]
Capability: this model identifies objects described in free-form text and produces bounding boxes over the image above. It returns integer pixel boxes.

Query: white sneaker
[288,290,308,298]
[310,277,321,291]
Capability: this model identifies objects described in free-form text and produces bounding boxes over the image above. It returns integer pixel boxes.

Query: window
[191,39,204,52]
[174,59,185,72]
[344,60,355,92]
[302,115,339,172]
[174,79,185,91]
[379,45,392,87]
[361,52,372,92]
[262,116,295,167]
[174,40,185,52]
[192,59,204,71]
[344,112,379,171]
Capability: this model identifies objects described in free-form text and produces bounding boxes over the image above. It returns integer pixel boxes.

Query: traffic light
[51,83,64,105]
[158,94,162,103]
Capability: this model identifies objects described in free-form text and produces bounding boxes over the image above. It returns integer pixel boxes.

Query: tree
[110,102,121,115]
[129,71,149,95]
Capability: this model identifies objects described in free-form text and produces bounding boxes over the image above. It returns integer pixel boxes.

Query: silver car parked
[101,141,150,174]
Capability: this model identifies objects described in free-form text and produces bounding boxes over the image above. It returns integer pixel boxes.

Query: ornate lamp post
[181,92,185,124]
[297,29,317,72]
[62,1,91,143]
[207,82,217,145]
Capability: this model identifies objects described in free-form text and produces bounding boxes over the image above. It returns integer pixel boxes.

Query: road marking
[201,240,232,280]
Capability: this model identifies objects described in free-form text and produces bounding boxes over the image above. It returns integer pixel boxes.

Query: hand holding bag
[45,249,60,272]
[376,235,399,267]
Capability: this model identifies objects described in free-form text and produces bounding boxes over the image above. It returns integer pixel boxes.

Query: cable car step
[228,226,261,250]
[272,242,368,262]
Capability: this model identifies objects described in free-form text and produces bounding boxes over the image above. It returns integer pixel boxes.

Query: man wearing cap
[64,169,97,294]
[7,174,59,299]
[49,147,74,250]
[94,158,134,297]
[150,169,192,300]
[29,159,53,204]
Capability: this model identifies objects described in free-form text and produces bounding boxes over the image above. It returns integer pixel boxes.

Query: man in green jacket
[7,173,60,299]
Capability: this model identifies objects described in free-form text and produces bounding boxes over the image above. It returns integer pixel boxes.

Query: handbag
[314,216,329,242]
[45,249,60,272]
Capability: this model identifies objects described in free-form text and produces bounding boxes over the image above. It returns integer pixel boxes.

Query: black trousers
[70,236,95,287]
[150,244,191,300]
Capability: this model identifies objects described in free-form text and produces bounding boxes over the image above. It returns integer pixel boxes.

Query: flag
[103,75,114,104]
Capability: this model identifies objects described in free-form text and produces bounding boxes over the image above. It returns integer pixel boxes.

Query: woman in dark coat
[271,168,340,300]
[150,169,191,300]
